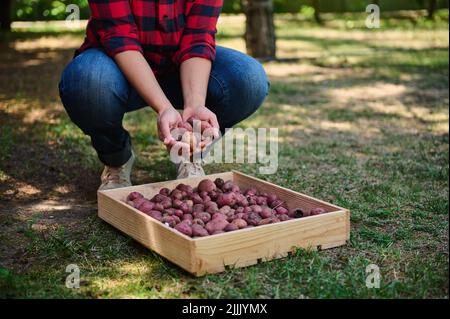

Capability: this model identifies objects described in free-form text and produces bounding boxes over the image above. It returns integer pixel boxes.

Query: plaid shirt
[77,0,223,76]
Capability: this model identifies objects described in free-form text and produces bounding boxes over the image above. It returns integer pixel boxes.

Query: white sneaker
[176,162,205,179]
[98,152,135,190]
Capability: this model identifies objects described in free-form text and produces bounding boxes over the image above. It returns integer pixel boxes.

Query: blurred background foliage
[9,0,450,21]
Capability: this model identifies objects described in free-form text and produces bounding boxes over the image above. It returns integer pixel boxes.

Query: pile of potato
[125,179,326,238]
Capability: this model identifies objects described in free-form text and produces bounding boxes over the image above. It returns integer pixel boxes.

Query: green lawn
[0,11,448,298]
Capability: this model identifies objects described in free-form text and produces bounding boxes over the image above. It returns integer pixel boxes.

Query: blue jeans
[59,46,269,167]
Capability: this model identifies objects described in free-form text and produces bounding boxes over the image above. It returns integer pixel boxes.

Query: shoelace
[103,167,127,184]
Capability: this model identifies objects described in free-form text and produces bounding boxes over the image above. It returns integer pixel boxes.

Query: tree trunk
[0,0,12,31]
[312,0,323,24]
[427,0,437,20]
[244,0,276,60]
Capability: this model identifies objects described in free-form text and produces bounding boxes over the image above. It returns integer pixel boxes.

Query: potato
[161,199,172,209]
[243,206,252,214]
[131,197,146,209]
[192,224,209,237]
[152,193,169,203]
[162,216,177,228]
[148,210,163,221]
[231,185,240,193]
[193,218,205,227]
[216,193,236,207]
[205,218,229,234]
[250,205,263,214]
[182,213,193,221]
[200,193,211,203]
[266,194,278,205]
[193,204,204,212]
[278,214,290,221]
[310,207,326,216]
[234,213,245,220]
[137,200,154,214]
[256,196,267,206]
[172,198,183,209]
[259,206,273,219]
[270,199,284,209]
[209,191,219,201]
[174,209,184,218]
[159,188,170,197]
[172,215,181,224]
[153,202,164,212]
[224,223,239,232]
[214,178,225,189]
[127,192,144,202]
[275,206,288,215]
[197,212,212,223]
[190,193,203,204]
[212,212,227,220]
[175,222,193,237]
[231,218,247,229]
[222,180,234,192]
[245,212,262,226]
[181,131,198,152]
[176,183,193,193]
[179,202,192,214]
[289,208,309,218]
[245,188,258,197]
[170,189,183,200]
[183,199,194,207]
[235,207,245,214]
[247,196,257,206]
[219,205,232,214]
[198,179,216,193]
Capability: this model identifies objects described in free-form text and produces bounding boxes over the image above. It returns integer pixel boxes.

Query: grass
[0,10,448,299]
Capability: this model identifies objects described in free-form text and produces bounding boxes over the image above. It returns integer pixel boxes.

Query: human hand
[182,106,220,139]
[157,105,182,146]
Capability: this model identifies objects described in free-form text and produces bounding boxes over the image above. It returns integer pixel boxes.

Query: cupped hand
[182,106,220,137]
[157,105,182,146]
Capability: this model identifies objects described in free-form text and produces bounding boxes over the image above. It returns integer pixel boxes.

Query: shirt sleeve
[173,0,223,65]
[88,0,143,57]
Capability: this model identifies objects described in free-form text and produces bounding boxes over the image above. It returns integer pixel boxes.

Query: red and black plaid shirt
[77,0,223,76]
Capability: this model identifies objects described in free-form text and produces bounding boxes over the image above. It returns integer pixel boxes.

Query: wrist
[156,104,173,115]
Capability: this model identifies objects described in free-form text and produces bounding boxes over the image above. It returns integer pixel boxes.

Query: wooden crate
[98,171,350,276]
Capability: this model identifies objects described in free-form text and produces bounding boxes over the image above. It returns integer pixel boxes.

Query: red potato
[159,188,170,196]
[256,196,267,206]
[192,224,209,237]
[245,212,262,226]
[198,179,216,193]
[214,178,225,189]
[205,218,229,234]
[174,209,184,218]
[212,212,227,220]
[219,205,232,214]
[275,206,288,215]
[250,205,263,214]
[266,194,278,205]
[212,230,225,235]
[209,191,219,201]
[183,199,194,207]
[222,180,234,192]
[182,214,193,221]
[193,218,205,227]
[176,183,193,193]
[235,207,245,214]
[132,197,147,209]
[231,218,247,229]
[197,212,212,223]
[245,188,258,197]
[153,202,164,212]
[246,196,257,206]
[172,198,183,209]
[148,210,163,221]
[234,212,245,220]
[193,204,204,212]
[127,192,144,202]
[151,193,169,203]
[179,202,192,214]
[270,199,285,209]
[175,222,193,236]
[161,199,172,209]
[162,216,177,228]
[224,223,239,232]
[289,208,309,218]
[259,206,273,219]
[258,217,276,226]
[278,214,290,221]
[190,193,203,204]
[201,194,211,203]
[216,192,236,207]
[163,208,176,216]
[310,207,326,216]
[137,200,154,214]
[170,189,183,200]
[243,206,252,214]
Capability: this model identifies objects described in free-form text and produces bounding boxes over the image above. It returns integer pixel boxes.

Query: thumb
[160,122,174,145]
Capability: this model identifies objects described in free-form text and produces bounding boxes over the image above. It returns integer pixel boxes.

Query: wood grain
[97,171,350,276]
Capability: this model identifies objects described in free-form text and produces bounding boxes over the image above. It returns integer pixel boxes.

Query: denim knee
[58,48,129,135]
